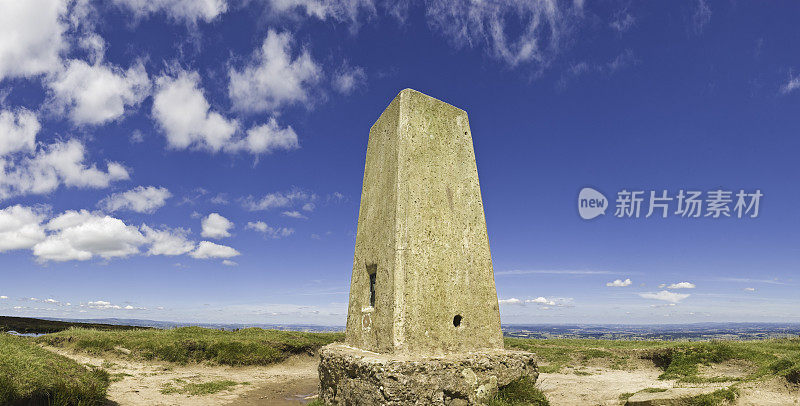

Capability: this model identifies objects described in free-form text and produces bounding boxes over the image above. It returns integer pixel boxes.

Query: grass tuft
[487,376,550,406]
[160,379,244,395]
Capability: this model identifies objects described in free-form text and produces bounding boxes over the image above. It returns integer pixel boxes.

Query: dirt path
[44,346,319,406]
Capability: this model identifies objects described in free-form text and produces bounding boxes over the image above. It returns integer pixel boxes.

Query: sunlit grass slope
[0,333,109,405]
[37,326,344,366]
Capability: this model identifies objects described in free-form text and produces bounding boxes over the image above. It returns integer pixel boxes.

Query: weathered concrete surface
[318,344,538,405]
[625,387,724,406]
[345,88,503,356]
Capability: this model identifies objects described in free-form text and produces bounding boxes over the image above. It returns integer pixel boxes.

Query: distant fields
[37,326,345,366]
[0,333,109,405]
[0,316,147,334]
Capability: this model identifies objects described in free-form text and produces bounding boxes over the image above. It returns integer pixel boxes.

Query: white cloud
[527,297,556,306]
[87,300,121,309]
[266,0,376,27]
[0,205,47,252]
[691,0,711,35]
[152,71,238,152]
[0,0,68,81]
[33,210,146,262]
[222,259,237,266]
[242,188,315,211]
[498,297,522,305]
[0,109,40,156]
[302,203,315,212]
[744,287,756,292]
[226,118,299,154]
[100,186,171,214]
[424,0,583,67]
[282,210,307,219]
[638,290,690,304]
[665,282,695,289]
[228,30,322,113]
[48,59,150,125]
[781,73,800,95]
[332,64,366,94]
[201,213,233,239]
[606,278,632,287]
[112,0,227,23]
[609,10,635,33]
[190,240,240,259]
[0,139,129,200]
[246,221,294,239]
[141,225,195,256]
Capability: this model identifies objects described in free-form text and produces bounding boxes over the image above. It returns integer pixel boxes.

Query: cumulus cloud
[0,109,40,156]
[246,221,294,239]
[606,278,632,287]
[242,188,315,211]
[48,59,150,125]
[664,282,695,289]
[225,118,299,154]
[112,0,227,23]
[152,71,238,152]
[0,0,68,81]
[0,205,47,252]
[498,297,522,305]
[99,186,171,214]
[141,225,195,256]
[638,290,690,304]
[332,64,366,94]
[424,0,583,67]
[228,30,322,112]
[0,139,130,200]
[201,213,233,239]
[190,240,240,259]
[33,210,146,262]
[282,210,307,219]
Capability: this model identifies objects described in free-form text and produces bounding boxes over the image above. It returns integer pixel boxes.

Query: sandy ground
[44,346,318,405]
[45,346,799,405]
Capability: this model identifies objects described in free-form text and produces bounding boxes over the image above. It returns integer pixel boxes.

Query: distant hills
[4,315,800,340]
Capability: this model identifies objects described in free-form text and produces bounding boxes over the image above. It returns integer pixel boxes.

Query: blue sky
[0,0,798,325]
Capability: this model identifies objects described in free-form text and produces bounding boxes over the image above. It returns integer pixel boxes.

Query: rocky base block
[318,344,538,405]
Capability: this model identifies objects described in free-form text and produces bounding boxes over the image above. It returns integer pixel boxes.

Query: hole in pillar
[366,264,377,308]
[453,315,462,327]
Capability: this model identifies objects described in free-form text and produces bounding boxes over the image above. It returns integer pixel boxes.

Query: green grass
[684,388,738,406]
[505,337,800,384]
[37,326,344,366]
[0,333,109,405]
[160,379,246,395]
[487,376,550,406]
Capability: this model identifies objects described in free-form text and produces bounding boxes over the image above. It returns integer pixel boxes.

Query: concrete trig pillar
[345,88,503,356]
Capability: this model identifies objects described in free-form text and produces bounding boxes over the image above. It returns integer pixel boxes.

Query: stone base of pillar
[317,343,538,405]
